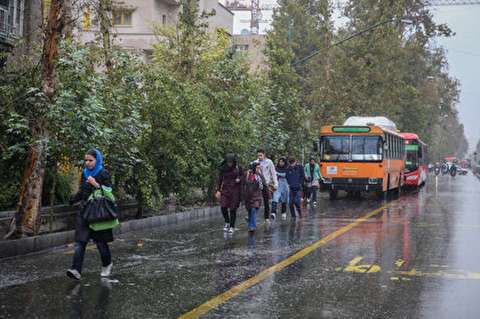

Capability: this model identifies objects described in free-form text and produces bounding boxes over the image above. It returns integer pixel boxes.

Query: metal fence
[0,202,140,239]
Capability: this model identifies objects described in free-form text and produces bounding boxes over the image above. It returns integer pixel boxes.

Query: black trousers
[262,188,271,220]
[72,241,111,273]
[307,186,318,202]
[221,207,237,228]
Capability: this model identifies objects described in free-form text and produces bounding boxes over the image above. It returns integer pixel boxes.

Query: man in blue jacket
[286,157,305,219]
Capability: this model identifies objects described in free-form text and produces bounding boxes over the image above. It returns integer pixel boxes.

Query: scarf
[83,149,103,180]
[248,172,264,190]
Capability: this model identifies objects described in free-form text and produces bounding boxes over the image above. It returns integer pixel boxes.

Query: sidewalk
[0,206,220,259]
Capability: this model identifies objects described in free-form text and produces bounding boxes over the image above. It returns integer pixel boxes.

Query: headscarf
[276,157,289,174]
[83,149,103,179]
[219,153,238,172]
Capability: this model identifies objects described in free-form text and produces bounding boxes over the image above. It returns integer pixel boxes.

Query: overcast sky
[432,5,480,152]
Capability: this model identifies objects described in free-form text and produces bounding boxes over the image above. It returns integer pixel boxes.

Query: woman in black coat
[216,153,243,234]
[67,149,114,280]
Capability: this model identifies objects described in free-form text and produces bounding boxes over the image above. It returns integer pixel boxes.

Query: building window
[15,0,20,24]
[82,7,90,31]
[234,44,249,52]
[43,0,51,22]
[112,10,132,26]
[0,0,8,8]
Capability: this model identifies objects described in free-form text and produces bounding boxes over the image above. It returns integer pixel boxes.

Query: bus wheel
[329,190,338,200]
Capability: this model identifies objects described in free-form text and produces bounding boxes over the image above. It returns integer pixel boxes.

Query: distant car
[458,167,468,176]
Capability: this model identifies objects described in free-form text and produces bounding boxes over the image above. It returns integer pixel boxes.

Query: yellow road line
[178,205,388,319]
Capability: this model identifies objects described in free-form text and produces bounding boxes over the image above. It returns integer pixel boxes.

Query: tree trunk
[98,0,113,72]
[5,0,65,239]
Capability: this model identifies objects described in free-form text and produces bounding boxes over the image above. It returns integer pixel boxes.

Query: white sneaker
[264,219,271,225]
[270,213,276,220]
[67,269,81,280]
[313,202,317,207]
[223,223,230,232]
[281,213,287,220]
[228,227,235,234]
[101,263,113,277]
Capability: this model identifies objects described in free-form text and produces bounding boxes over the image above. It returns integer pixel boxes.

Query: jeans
[262,188,270,220]
[289,188,302,217]
[248,208,257,230]
[221,207,237,228]
[72,241,111,273]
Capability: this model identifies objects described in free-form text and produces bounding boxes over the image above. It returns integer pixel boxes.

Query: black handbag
[82,187,119,224]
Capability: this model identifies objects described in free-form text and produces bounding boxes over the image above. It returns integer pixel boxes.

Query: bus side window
[398,138,401,159]
[394,138,398,159]
[393,135,397,159]
[391,136,395,159]
[385,135,389,159]
[394,137,398,159]
[388,135,392,159]
[383,134,389,159]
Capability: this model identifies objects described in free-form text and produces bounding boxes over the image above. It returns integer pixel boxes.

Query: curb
[0,206,220,259]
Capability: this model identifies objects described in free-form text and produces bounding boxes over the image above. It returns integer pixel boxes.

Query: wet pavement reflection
[1,174,480,318]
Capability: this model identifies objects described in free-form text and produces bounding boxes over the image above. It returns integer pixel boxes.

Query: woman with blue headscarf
[67,149,114,280]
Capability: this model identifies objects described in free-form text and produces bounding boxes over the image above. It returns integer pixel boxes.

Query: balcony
[0,6,19,47]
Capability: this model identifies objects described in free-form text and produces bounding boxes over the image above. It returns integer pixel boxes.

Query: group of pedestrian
[66,147,321,281]
[216,149,321,233]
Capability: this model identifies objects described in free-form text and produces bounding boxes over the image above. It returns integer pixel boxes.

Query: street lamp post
[291,18,413,66]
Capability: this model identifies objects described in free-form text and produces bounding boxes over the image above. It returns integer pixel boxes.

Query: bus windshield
[321,136,383,162]
[405,144,419,172]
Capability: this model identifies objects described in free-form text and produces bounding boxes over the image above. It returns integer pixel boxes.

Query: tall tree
[6,0,65,238]
[265,0,333,156]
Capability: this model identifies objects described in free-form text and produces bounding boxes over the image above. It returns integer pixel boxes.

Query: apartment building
[79,0,234,57]
[0,0,24,51]
[233,34,267,72]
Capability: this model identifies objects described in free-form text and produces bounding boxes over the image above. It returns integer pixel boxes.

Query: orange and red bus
[319,123,405,199]
[399,133,428,188]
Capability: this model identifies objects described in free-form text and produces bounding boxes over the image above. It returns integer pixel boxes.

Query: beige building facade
[78,0,234,56]
[233,34,268,72]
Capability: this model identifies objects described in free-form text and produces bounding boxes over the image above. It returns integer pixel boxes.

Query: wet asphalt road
[1,174,480,319]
